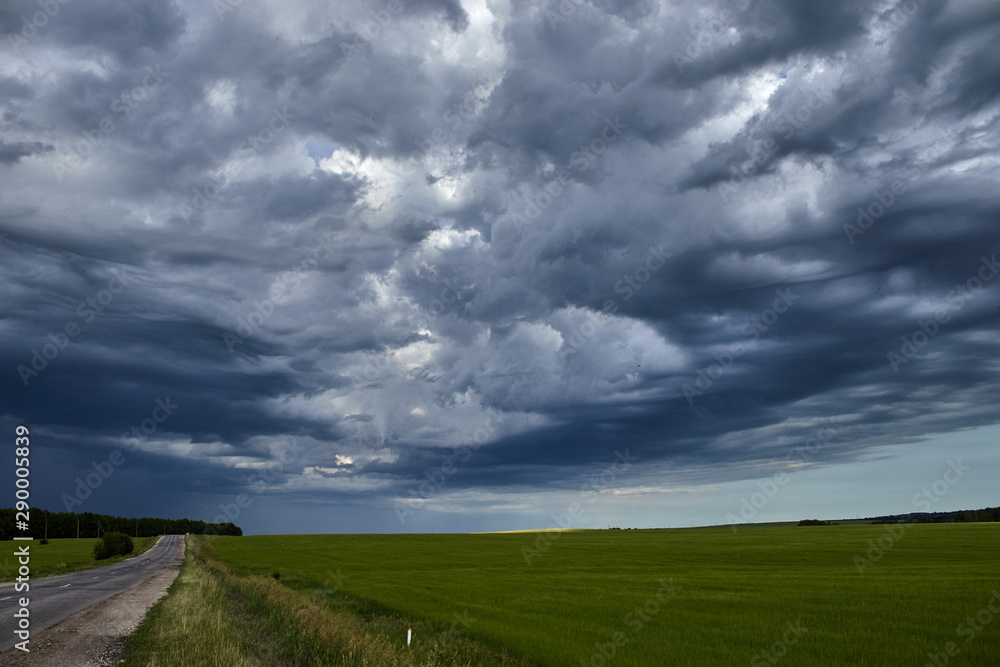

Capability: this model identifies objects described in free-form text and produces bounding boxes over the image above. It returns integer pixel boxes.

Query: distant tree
[0,508,243,539]
[94,532,134,560]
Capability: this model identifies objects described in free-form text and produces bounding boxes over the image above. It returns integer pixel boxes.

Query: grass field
[121,536,531,666]
[125,524,1000,666]
[0,535,158,582]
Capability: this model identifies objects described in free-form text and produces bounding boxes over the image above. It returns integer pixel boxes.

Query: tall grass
[121,536,533,666]
[121,545,255,666]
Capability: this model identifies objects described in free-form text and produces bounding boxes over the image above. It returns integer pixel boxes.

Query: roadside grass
[204,524,1000,666]
[118,540,261,666]
[0,536,158,582]
[120,536,533,666]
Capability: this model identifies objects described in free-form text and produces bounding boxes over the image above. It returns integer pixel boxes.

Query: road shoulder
[0,537,185,666]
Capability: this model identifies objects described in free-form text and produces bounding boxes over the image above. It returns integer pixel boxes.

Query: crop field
[181,524,1000,666]
[0,536,157,582]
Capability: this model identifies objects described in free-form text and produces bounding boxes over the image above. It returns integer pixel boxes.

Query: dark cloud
[2,0,185,62]
[1,0,998,533]
[406,0,469,32]
[0,139,52,163]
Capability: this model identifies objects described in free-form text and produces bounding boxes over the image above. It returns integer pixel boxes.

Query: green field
[188,524,1000,666]
[0,535,158,582]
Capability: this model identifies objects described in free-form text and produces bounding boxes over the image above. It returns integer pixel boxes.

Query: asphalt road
[0,534,184,653]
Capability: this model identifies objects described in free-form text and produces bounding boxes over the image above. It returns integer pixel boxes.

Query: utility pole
[77,518,79,539]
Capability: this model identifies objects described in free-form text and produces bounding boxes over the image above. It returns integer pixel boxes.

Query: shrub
[94,532,134,560]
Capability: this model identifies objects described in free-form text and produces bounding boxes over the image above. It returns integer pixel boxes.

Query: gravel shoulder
[0,536,185,667]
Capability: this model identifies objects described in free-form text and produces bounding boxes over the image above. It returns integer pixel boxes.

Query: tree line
[0,508,241,540]
[866,506,1000,524]
[953,506,1000,522]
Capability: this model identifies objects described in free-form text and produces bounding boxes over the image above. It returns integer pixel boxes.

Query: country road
[0,534,184,654]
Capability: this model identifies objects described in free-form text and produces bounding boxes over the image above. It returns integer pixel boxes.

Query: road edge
[0,534,165,592]
[0,536,185,666]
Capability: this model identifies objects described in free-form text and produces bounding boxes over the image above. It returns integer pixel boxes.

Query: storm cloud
[1,0,998,533]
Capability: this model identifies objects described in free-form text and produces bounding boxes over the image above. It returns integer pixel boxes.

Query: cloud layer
[2,0,998,532]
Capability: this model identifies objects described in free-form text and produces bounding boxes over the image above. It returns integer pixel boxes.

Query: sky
[1,0,998,535]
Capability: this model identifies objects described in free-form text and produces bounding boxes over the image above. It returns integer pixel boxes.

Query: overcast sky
[1,0,998,535]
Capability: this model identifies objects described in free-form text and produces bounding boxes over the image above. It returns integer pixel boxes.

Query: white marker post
[407,628,412,646]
